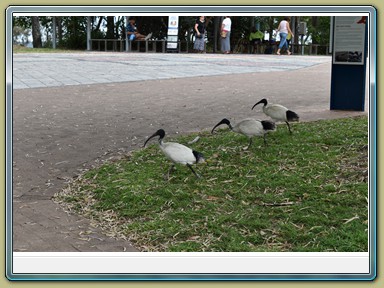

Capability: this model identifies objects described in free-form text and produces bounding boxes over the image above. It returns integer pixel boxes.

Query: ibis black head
[252,98,268,110]
[143,129,165,147]
[211,118,232,134]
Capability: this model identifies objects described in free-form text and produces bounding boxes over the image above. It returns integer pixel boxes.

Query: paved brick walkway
[13,52,330,89]
[11,52,368,252]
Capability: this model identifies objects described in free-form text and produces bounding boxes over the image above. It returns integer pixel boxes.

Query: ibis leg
[165,164,175,180]
[247,138,253,149]
[187,164,201,178]
[263,134,267,145]
[243,138,253,150]
[286,121,292,134]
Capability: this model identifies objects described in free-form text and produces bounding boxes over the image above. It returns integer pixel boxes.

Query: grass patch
[13,44,82,53]
[54,116,368,252]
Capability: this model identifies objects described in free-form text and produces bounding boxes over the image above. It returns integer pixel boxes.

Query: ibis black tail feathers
[192,150,205,164]
[261,120,276,132]
[286,110,299,122]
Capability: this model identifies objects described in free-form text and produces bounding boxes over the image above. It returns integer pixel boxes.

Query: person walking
[276,17,294,55]
[193,16,206,53]
[221,16,232,54]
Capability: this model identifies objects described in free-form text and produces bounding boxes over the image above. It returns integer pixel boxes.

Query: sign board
[167,16,179,51]
[330,16,367,111]
[298,22,307,35]
[332,16,367,65]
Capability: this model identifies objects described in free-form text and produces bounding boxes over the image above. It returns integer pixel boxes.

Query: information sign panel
[333,16,367,65]
[167,16,179,51]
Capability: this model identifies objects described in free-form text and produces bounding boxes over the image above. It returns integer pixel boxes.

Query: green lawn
[54,116,368,252]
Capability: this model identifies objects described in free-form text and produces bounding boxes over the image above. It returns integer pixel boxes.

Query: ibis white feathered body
[252,98,299,133]
[262,104,289,121]
[211,118,276,148]
[159,141,197,165]
[231,118,273,138]
[143,129,204,179]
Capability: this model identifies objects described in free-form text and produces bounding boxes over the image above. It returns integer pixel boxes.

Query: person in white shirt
[276,17,294,55]
[221,16,232,54]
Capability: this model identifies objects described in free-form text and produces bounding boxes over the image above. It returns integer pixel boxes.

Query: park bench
[127,38,166,53]
[89,39,125,52]
[89,38,193,53]
[89,38,166,53]
[127,39,193,53]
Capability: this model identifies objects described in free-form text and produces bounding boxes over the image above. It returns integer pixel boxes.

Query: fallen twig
[261,201,296,207]
[188,136,200,144]
[343,215,359,224]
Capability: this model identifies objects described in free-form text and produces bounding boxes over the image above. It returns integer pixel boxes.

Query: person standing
[276,17,294,55]
[221,16,231,54]
[249,27,264,53]
[193,16,206,53]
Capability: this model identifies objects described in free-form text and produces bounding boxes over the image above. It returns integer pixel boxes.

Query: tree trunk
[311,16,319,44]
[217,16,224,52]
[293,16,300,53]
[106,16,115,38]
[268,16,274,41]
[95,16,104,32]
[115,16,123,38]
[31,16,42,48]
[57,16,63,42]
[213,16,220,53]
[250,16,255,30]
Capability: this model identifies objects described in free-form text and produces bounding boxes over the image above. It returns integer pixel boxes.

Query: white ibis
[143,129,205,179]
[211,118,276,149]
[252,98,299,133]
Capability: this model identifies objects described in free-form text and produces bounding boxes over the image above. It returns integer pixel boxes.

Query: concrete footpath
[12,52,368,252]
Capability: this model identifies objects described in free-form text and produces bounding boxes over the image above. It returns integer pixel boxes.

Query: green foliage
[13,16,31,28]
[55,117,369,252]
[310,17,331,45]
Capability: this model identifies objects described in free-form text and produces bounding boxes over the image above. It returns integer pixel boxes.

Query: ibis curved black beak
[143,129,165,147]
[211,124,219,134]
[143,133,157,148]
[211,118,231,134]
[252,98,267,110]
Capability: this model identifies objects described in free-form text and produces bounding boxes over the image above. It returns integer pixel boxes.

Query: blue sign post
[330,16,367,111]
